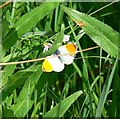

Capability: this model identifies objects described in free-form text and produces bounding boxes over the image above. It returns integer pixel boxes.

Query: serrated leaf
[61,6,120,59]
[43,91,83,117]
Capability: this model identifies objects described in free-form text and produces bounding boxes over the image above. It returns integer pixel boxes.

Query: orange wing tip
[65,43,78,55]
[57,43,77,65]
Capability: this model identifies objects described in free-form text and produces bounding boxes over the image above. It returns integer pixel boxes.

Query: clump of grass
[1,1,120,118]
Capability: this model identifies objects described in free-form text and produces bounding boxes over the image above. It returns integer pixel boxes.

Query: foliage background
[1,1,120,118]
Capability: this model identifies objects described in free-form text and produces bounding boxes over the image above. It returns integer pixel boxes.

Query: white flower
[43,43,52,52]
[63,35,70,43]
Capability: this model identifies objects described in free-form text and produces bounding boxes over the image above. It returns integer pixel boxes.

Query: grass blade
[43,90,83,117]
[95,56,118,117]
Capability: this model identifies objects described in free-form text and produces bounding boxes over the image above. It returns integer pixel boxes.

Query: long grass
[1,1,120,118]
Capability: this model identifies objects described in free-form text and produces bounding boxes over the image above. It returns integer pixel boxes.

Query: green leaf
[2,65,40,101]
[2,2,59,50]
[10,66,42,117]
[2,65,16,88]
[11,98,33,117]
[2,17,9,38]
[39,44,60,58]
[4,94,13,107]
[2,28,18,50]
[2,52,18,62]
[2,105,15,117]
[43,90,83,117]
[61,6,120,59]
[15,2,59,37]
[39,31,64,58]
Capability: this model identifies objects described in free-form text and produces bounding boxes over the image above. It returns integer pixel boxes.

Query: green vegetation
[1,1,120,118]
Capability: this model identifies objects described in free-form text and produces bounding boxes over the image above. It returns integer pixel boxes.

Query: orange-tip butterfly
[42,42,78,72]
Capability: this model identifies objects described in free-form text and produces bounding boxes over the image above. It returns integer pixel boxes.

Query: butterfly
[42,42,78,72]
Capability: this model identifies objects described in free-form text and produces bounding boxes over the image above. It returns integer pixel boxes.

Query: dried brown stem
[0,46,99,66]
[0,0,14,9]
